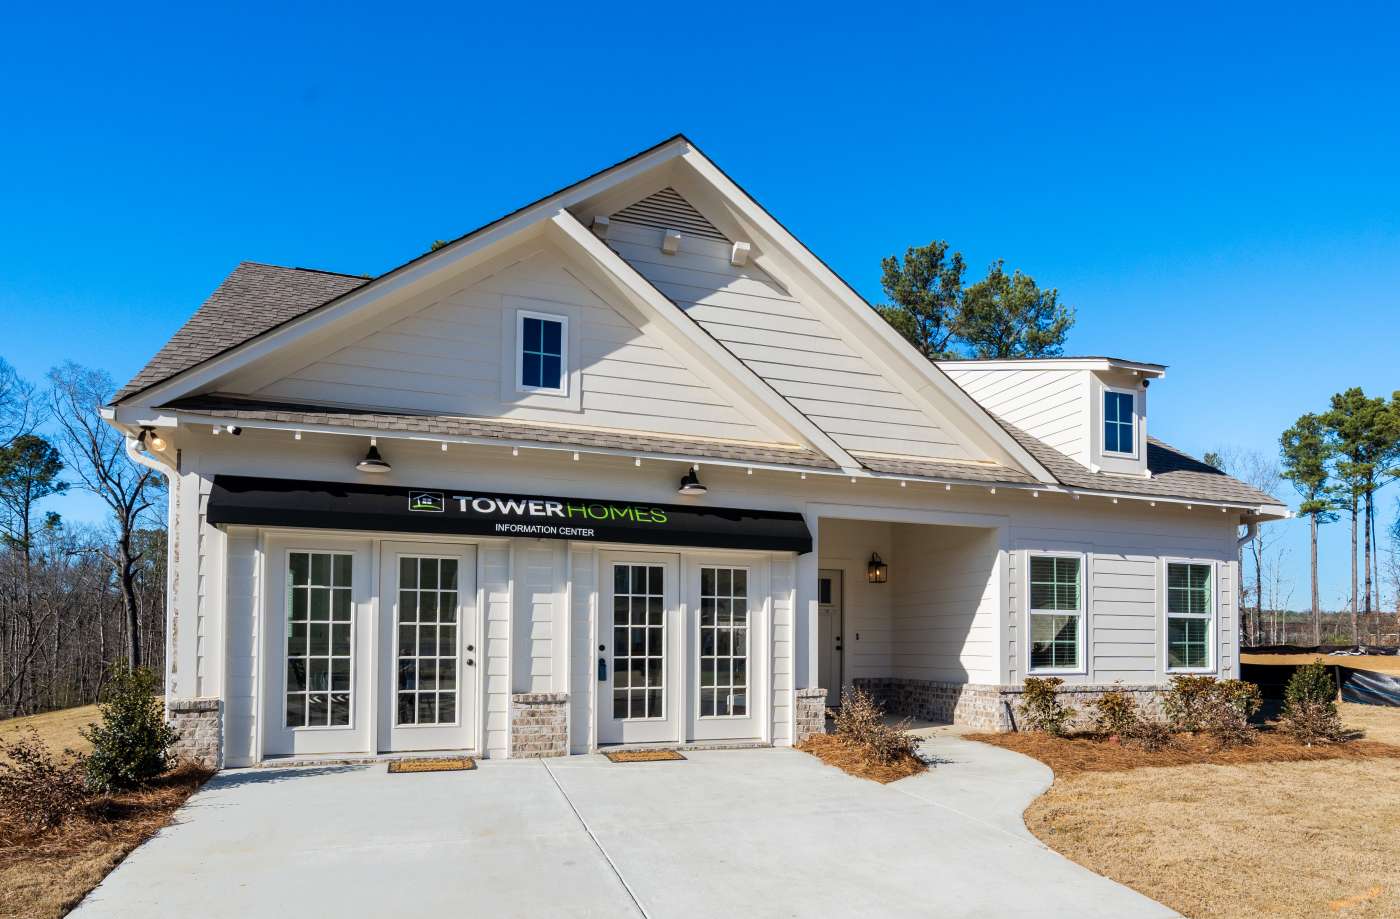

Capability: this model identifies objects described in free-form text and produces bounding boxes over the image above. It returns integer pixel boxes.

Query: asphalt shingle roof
[115,263,367,401]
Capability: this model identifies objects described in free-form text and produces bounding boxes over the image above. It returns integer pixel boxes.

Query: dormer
[937,357,1167,476]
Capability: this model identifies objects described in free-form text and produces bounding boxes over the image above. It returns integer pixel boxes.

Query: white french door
[262,537,373,757]
[687,557,766,742]
[378,542,478,753]
[597,552,680,745]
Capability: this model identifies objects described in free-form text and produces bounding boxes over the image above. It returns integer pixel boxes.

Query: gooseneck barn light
[137,427,167,452]
[356,438,392,474]
[867,552,889,584]
[677,469,708,496]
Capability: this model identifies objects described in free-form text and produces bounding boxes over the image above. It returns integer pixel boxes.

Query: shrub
[831,687,919,765]
[1121,716,1174,752]
[1091,689,1140,738]
[1161,674,1218,732]
[1199,679,1261,749]
[82,664,179,792]
[0,729,89,832]
[1280,660,1344,745]
[1019,677,1077,736]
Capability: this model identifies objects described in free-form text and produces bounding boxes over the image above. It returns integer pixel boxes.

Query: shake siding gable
[603,220,977,461]
[249,243,785,445]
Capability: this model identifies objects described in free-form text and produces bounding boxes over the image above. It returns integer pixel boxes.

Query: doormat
[388,756,476,774]
[603,749,686,763]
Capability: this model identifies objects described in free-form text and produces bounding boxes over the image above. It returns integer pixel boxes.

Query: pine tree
[957,260,1074,358]
[874,241,967,359]
[1281,413,1338,644]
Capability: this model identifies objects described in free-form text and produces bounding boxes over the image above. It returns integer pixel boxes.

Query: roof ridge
[235,260,371,281]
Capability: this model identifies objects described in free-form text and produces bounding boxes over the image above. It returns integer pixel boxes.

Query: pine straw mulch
[0,763,213,919]
[795,733,926,783]
[965,726,1400,777]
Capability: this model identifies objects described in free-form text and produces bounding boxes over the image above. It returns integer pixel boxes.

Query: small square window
[1104,390,1135,455]
[517,311,566,394]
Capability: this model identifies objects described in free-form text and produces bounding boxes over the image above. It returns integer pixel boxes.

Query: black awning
[206,476,812,554]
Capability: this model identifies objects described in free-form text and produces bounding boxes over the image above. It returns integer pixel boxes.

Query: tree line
[0,358,165,718]
[1279,389,1400,645]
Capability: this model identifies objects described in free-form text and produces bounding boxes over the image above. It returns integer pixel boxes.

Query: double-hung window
[1166,562,1213,670]
[517,311,566,394]
[1103,389,1135,455]
[1028,555,1082,672]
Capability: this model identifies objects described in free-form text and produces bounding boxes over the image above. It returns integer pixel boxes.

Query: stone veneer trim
[853,678,1165,732]
[794,687,827,743]
[510,691,569,758]
[168,697,223,769]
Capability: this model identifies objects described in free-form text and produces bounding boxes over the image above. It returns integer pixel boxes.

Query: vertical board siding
[513,544,561,693]
[943,367,1088,465]
[222,531,259,766]
[568,547,597,752]
[604,220,973,461]
[254,245,771,442]
[481,544,511,758]
[770,555,795,744]
[890,524,1000,683]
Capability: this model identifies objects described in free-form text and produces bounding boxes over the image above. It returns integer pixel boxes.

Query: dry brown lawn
[0,705,101,758]
[0,705,208,919]
[796,733,926,783]
[982,706,1400,919]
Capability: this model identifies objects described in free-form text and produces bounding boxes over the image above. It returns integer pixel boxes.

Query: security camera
[225,425,242,436]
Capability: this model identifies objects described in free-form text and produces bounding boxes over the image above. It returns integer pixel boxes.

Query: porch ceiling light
[677,469,708,496]
[138,427,167,452]
[356,439,392,474]
[867,552,889,584]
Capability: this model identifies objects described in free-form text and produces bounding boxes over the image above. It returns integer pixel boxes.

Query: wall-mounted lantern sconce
[867,552,888,584]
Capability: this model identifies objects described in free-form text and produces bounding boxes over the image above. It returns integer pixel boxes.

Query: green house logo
[408,491,445,513]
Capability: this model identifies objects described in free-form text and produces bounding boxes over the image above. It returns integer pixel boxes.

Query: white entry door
[263,537,374,757]
[597,553,680,745]
[687,557,766,742]
[818,569,843,708]
[378,543,478,753]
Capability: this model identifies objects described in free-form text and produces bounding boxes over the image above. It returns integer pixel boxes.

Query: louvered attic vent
[610,187,729,242]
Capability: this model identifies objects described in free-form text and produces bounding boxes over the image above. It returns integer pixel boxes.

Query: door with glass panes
[687,557,765,741]
[264,538,374,757]
[378,543,478,752]
[597,553,680,745]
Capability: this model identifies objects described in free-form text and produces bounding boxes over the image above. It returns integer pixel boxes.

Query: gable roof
[116,263,366,401]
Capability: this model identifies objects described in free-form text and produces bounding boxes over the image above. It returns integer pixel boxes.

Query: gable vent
[610,187,729,242]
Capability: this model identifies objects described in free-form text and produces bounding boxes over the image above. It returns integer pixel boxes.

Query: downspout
[1235,518,1260,653]
[1236,520,1259,550]
[125,435,179,700]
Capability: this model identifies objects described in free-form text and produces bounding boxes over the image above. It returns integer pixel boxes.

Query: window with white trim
[1103,389,1135,455]
[699,567,748,717]
[1028,555,1082,672]
[1166,562,1213,670]
[517,311,566,394]
[286,551,353,727]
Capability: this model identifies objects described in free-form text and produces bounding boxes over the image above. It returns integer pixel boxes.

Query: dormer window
[517,311,567,395]
[1103,389,1136,455]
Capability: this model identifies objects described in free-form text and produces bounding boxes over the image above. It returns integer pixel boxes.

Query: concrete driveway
[73,738,1176,918]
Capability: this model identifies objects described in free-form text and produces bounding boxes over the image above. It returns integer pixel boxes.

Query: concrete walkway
[73,738,1177,918]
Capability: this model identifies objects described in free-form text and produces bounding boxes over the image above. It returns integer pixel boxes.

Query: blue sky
[2,3,1397,608]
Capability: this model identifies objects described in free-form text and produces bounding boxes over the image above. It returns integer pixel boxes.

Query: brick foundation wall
[854,678,1165,732]
[168,698,222,769]
[510,692,568,758]
[794,688,827,742]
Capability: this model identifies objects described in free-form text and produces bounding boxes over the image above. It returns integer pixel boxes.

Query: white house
[104,135,1287,767]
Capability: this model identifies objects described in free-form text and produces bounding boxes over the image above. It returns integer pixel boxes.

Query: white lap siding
[482,544,512,758]
[222,529,259,766]
[568,546,597,752]
[941,367,1088,466]
[891,524,1000,684]
[1008,514,1239,685]
[770,555,796,744]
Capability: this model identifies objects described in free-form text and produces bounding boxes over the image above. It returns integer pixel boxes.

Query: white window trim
[1024,550,1087,676]
[515,309,569,396]
[1162,558,1217,674]
[284,548,358,732]
[1102,385,1138,459]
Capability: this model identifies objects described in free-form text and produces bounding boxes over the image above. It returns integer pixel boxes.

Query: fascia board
[676,150,1058,485]
[123,138,692,409]
[546,209,860,471]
